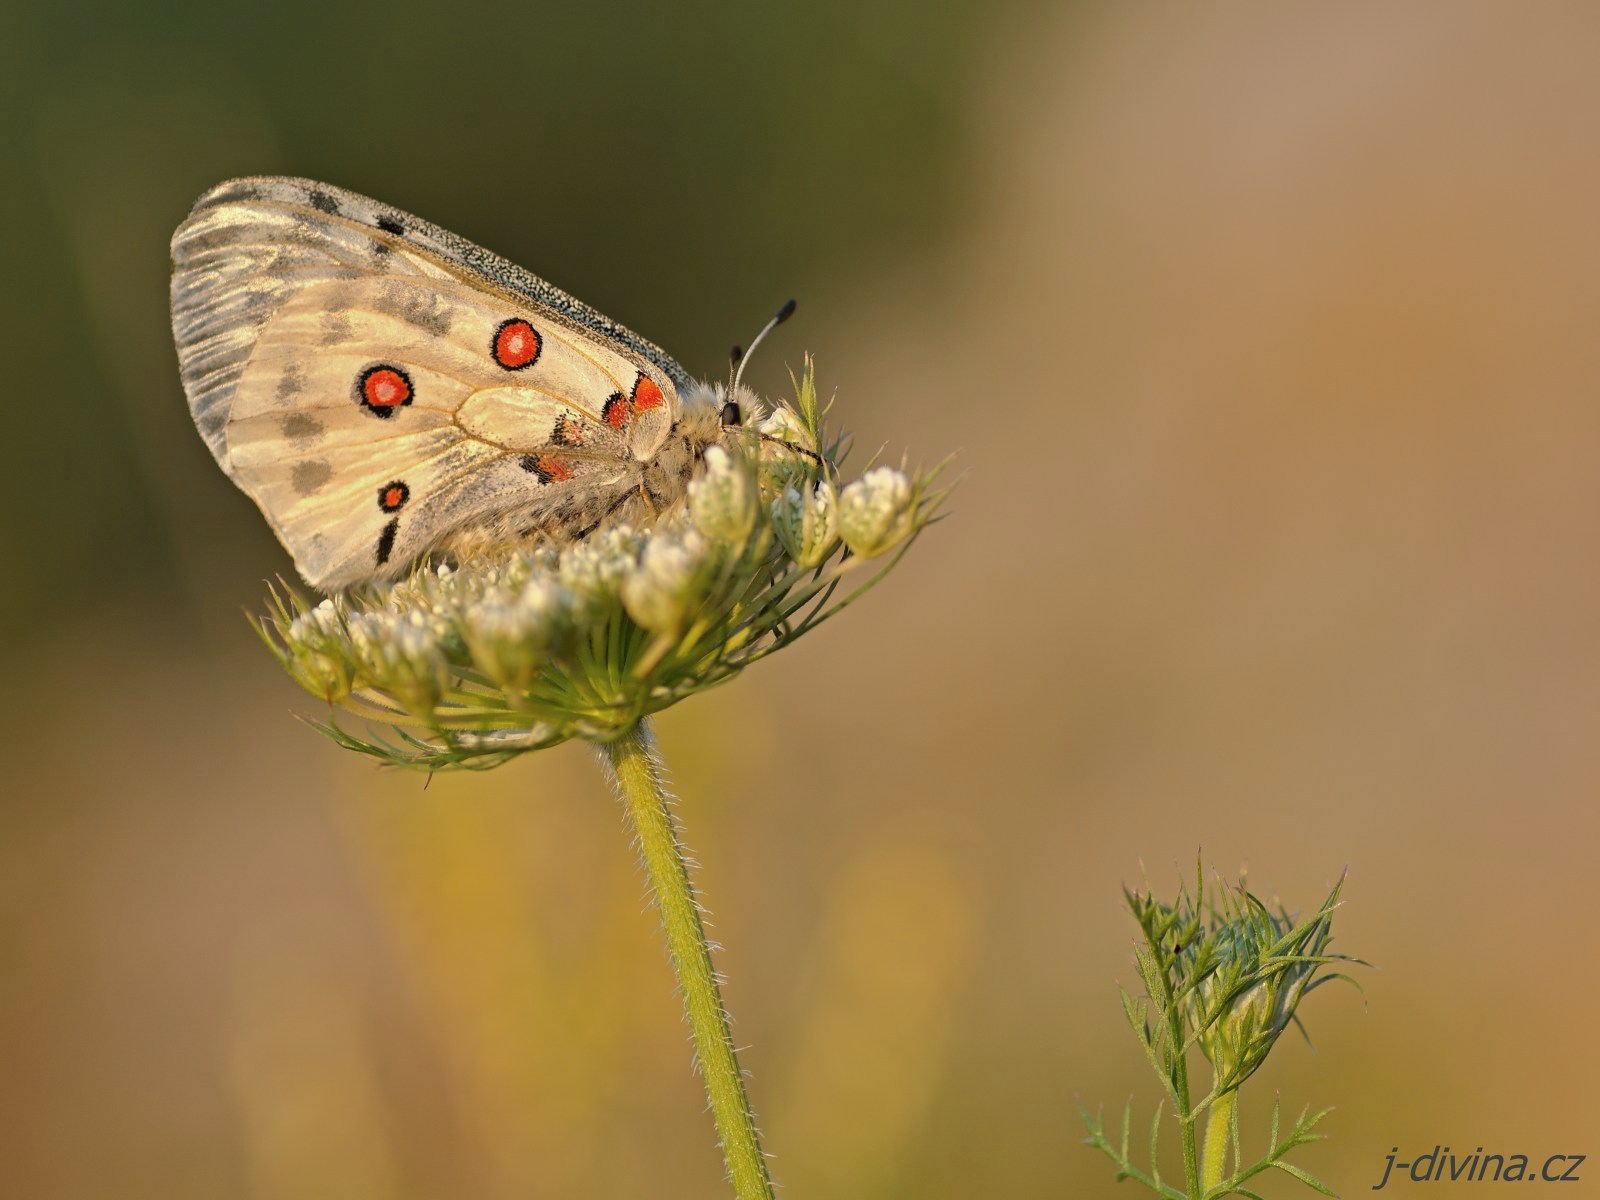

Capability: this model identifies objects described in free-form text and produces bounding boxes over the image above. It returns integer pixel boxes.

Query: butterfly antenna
[754,430,826,467]
[728,344,743,394]
[731,298,796,393]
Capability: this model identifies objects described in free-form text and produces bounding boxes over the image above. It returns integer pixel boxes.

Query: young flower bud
[281,598,355,702]
[1183,911,1330,1092]
[770,481,838,569]
[837,466,915,557]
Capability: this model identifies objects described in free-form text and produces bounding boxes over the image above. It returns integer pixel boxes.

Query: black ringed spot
[378,480,410,512]
[492,318,542,370]
[356,364,414,417]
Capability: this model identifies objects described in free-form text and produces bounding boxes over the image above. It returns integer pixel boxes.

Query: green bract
[257,361,950,769]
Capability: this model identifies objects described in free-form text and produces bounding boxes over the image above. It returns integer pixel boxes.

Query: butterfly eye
[720,400,743,428]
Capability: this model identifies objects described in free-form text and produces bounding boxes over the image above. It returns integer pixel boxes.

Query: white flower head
[559,525,646,602]
[689,446,757,544]
[622,527,712,632]
[286,597,342,646]
[837,467,916,558]
[344,610,447,712]
[279,598,353,700]
[771,481,838,569]
[457,577,576,688]
[393,610,443,668]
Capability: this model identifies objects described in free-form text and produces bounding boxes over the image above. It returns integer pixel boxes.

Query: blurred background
[4,1,1598,1196]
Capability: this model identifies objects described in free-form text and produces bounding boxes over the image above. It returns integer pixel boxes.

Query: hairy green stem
[1200,1088,1234,1194]
[1147,935,1200,1198]
[599,720,775,1200]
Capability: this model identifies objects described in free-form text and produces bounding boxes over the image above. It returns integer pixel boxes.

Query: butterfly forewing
[170,176,693,590]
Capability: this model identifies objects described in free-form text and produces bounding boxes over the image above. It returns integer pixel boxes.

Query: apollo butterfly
[170,177,795,590]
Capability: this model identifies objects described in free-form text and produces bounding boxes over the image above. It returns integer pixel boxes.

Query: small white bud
[286,598,344,646]
[281,599,352,700]
[837,467,916,558]
[689,446,757,543]
[771,481,839,568]
[343,611,445,709]
[559,526,645,601]
[622,528,710,632]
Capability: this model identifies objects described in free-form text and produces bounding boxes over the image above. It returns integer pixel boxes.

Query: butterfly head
[684,380,825,470]
[715,380,767,434]
[681,381,763,445]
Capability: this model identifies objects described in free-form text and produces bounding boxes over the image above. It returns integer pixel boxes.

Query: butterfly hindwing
[170,177,690,589]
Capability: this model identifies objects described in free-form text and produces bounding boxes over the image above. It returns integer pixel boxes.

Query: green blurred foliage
[0,0,1010,641]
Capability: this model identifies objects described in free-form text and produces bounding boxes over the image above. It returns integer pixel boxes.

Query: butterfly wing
[170,177,691,589]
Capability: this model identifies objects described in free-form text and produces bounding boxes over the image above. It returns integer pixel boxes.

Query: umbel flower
[259,359,947,770]
[254,359,948,1200]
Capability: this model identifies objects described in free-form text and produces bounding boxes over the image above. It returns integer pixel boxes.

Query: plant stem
[1146,930,1201,1199]
[599,719,775,1200]
[1200,1089,1235,1195]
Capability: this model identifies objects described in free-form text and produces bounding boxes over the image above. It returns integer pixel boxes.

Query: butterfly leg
[568,487,649,542]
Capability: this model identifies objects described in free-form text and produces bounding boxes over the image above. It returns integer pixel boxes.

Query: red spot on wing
[632,374,665,411]
[603,392,631,428]
[361,366,411,409]
[537,455,575,482]
[493,319,541,369]
[378,481,410,512]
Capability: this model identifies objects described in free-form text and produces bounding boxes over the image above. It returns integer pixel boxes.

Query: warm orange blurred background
[4,3,1598,1197]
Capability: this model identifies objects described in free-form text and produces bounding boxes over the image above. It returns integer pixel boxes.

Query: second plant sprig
[1081,863,1367,1200]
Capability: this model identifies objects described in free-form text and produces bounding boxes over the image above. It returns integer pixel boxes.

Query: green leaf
[1229,1088,1243,1169]
[1076,1098,1100,1141]
[1148,1099,1165,1193]
[1269,1160,1338,1196]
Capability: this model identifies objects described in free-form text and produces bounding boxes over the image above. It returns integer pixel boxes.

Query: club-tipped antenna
[727,344,743,392]
[731,299,796,393]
